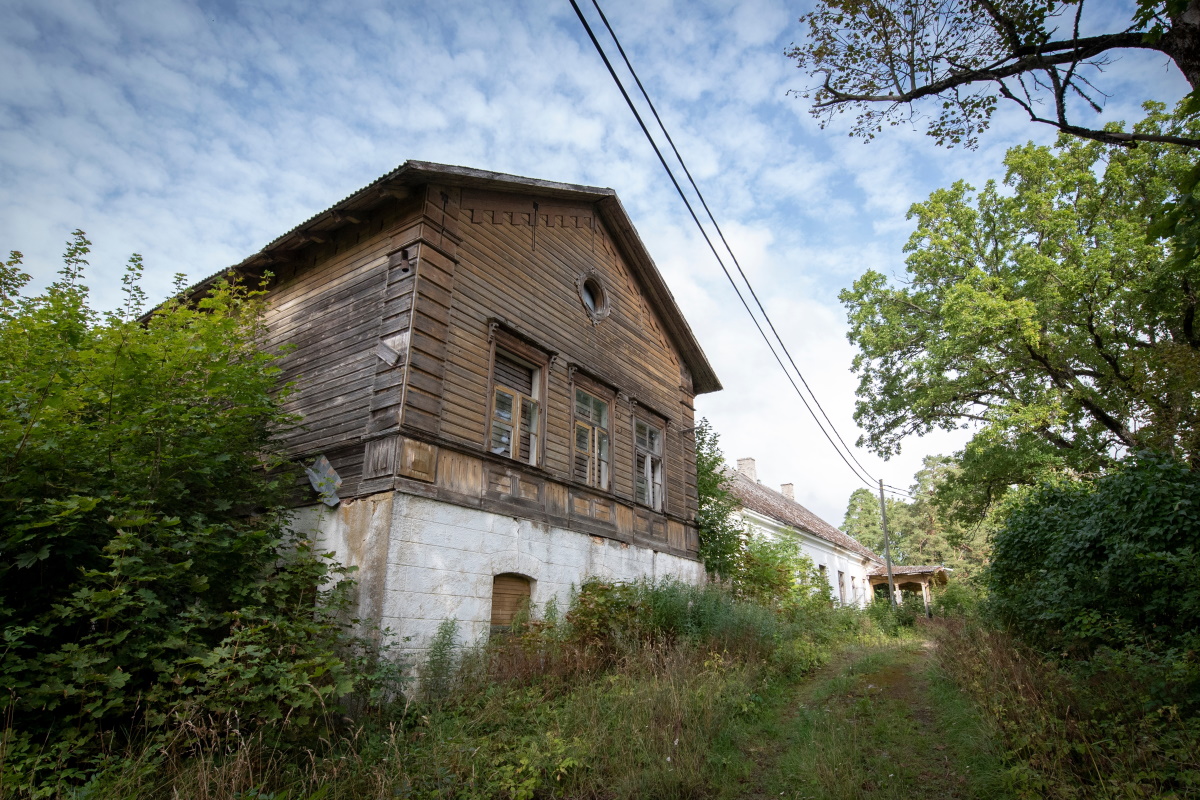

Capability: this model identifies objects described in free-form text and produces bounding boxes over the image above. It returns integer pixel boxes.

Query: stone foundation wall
[290,491,706,656]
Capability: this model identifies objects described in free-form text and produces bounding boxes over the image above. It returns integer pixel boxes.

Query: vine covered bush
[987,453,1200,656]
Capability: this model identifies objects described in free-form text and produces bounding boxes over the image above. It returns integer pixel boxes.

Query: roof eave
[169,161,721,395]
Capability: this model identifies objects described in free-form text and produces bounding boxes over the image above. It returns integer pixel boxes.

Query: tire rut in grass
[736,639,1012,800]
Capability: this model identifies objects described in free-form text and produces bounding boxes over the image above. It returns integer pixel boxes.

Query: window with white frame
[634,418,664,511]
[489,350,541,465]
[573,386,610,490]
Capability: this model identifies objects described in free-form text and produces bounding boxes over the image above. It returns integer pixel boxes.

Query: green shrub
[935,618,1200,798]
[865,594,924,635]
[932,580,982,617]
[566,577,784,658]
[0,235,369,795]
[420,618,460,704]
[732,534,829,612]
[987,452,1200,656]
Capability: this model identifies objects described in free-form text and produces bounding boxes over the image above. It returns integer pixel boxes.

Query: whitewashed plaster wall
[739,510,877,608]
[291,491,707,657]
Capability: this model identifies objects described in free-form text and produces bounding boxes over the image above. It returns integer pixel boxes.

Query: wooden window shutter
[490,574,532,630]
[494,353,534,396]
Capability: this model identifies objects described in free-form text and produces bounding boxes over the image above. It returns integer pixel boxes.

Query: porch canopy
[867,565,950,614]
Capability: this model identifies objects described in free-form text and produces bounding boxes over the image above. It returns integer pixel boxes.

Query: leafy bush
[68,577,866,799]
[932,581,982,617]
[565,578,783,658]
[694,418,743,579]
[0,234,368,795]
[731,534,827,611]
[987,452,1200,656]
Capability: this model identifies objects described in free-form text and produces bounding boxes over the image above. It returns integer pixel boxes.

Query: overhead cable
[569,0,915,500]
[568,0,912,497]
[586,0,887,492]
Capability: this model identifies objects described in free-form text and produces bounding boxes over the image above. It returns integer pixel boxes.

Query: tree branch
[1025,344,1138,447]
[814,32,1158,107]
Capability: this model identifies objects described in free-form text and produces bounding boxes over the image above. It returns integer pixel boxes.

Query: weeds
[759,640,1013,799]
[933,617,1200,798]
[2,578,866,799]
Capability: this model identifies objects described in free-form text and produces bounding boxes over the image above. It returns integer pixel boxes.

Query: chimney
[781,483,794,500]
[736,457,757,481]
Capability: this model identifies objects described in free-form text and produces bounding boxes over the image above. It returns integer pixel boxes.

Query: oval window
[581,279,599,312]
[576,273,611,322]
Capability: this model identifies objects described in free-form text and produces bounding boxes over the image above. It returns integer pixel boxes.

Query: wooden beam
[331,210,363,225]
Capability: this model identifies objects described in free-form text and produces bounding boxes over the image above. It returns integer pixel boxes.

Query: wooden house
[195,161,721,651]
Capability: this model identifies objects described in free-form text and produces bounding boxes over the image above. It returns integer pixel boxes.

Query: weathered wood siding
[406,186,698,524]
[263,197,422,494]
[263,180,702,558]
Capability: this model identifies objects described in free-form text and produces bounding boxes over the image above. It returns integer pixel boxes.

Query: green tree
[695,418,744,580]
[842,487,911,562]
[0,233,363,791]
[840,107,1200,511]
[693,420,827,604]
[787,0,1200,149]
[842,456,991,576]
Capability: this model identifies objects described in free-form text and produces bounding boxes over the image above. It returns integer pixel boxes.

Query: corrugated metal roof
[728,470,883,563]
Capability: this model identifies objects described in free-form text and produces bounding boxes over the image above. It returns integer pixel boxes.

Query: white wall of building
[291,491,707,657]
[739,509,875,608]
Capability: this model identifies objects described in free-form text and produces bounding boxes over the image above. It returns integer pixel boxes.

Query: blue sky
[0,0,1189,524]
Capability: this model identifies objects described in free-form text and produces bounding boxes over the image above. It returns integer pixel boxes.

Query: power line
[586,0,884,491]
[568,0,914,500]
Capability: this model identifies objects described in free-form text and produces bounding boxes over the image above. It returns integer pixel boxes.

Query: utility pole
[878,479,897,608]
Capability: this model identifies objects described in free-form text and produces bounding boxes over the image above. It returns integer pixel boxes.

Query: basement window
[491,573,532,634]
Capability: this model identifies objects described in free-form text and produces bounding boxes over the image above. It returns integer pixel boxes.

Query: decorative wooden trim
[397,438,438,482]
[330,210,362,225]
[363,435,398,480]
[531,201,539,251]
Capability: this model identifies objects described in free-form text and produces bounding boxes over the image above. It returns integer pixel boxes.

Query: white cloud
[0,0,1184,525]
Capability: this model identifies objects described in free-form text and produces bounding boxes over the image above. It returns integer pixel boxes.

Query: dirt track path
[734,639,1012,800]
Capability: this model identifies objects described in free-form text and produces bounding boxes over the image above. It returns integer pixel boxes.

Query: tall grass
[932,617,1200,798]
[3,579,867,800]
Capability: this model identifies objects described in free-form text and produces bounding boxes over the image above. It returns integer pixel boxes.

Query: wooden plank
[406,387,442,416]
[377,311,412,340]
[403,405,440,433]
[416,282,453,318]
[411,309,449,341]
[406,366,443,397]
[410,329,448,361]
